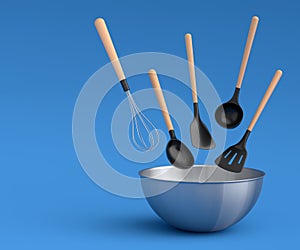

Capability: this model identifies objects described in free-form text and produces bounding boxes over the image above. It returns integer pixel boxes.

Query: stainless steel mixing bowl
[139,165,265,232]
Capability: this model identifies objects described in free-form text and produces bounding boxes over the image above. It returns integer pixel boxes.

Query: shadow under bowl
[139,165,265,232]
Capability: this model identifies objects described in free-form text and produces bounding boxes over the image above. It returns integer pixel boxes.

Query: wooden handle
[185,33,198,103]
[148,69,174,131]
[94,18,125,81]
[248,70,283,131]
[236,16,259,89]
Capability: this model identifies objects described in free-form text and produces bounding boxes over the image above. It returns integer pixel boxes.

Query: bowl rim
[139,165,265,184]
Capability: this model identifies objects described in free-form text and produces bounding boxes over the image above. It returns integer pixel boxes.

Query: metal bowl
[139,165,265,232]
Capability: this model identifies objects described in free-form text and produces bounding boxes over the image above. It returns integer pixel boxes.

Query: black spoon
[149,69,194,169]
[215,70,282,172]
[215,16,259,129]
[185,33,215,149]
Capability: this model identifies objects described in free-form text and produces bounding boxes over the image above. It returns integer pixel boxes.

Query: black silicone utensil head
[190,104,216,149]
[215,88,243,129]
[166,131,194,169]
[215,70,283,173]
[215,130,250,173]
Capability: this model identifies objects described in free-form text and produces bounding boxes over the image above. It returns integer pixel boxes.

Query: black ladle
[149,69,194,169]
[215,16,259,129]
[215,70,282,172]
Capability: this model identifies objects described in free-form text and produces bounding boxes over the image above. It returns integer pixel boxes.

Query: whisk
[94,18,159,151]
[126,92,159,151]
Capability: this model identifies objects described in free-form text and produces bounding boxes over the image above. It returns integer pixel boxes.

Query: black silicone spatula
[215,70,283,172]
[185,34,215,149]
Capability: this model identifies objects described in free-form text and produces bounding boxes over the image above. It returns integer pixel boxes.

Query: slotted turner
[215,70,283,173]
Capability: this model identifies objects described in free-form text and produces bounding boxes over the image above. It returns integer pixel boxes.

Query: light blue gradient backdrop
[0,0,299,249]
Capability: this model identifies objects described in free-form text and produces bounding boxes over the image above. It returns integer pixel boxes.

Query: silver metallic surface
[139,165,265,232]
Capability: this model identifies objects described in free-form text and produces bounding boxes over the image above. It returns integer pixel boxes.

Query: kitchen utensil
[148,69,194,169]
[185,33,215,149]
[140,165,265,232]
[94,18,159,151]
[215,16,259,129]
[215,70,283,172]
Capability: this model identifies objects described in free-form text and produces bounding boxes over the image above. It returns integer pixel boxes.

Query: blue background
[0,0,299,249]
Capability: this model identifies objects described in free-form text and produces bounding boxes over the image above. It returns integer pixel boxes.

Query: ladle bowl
[140,165,265,232]
[166,138,194,168]
[215,101,244,129]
